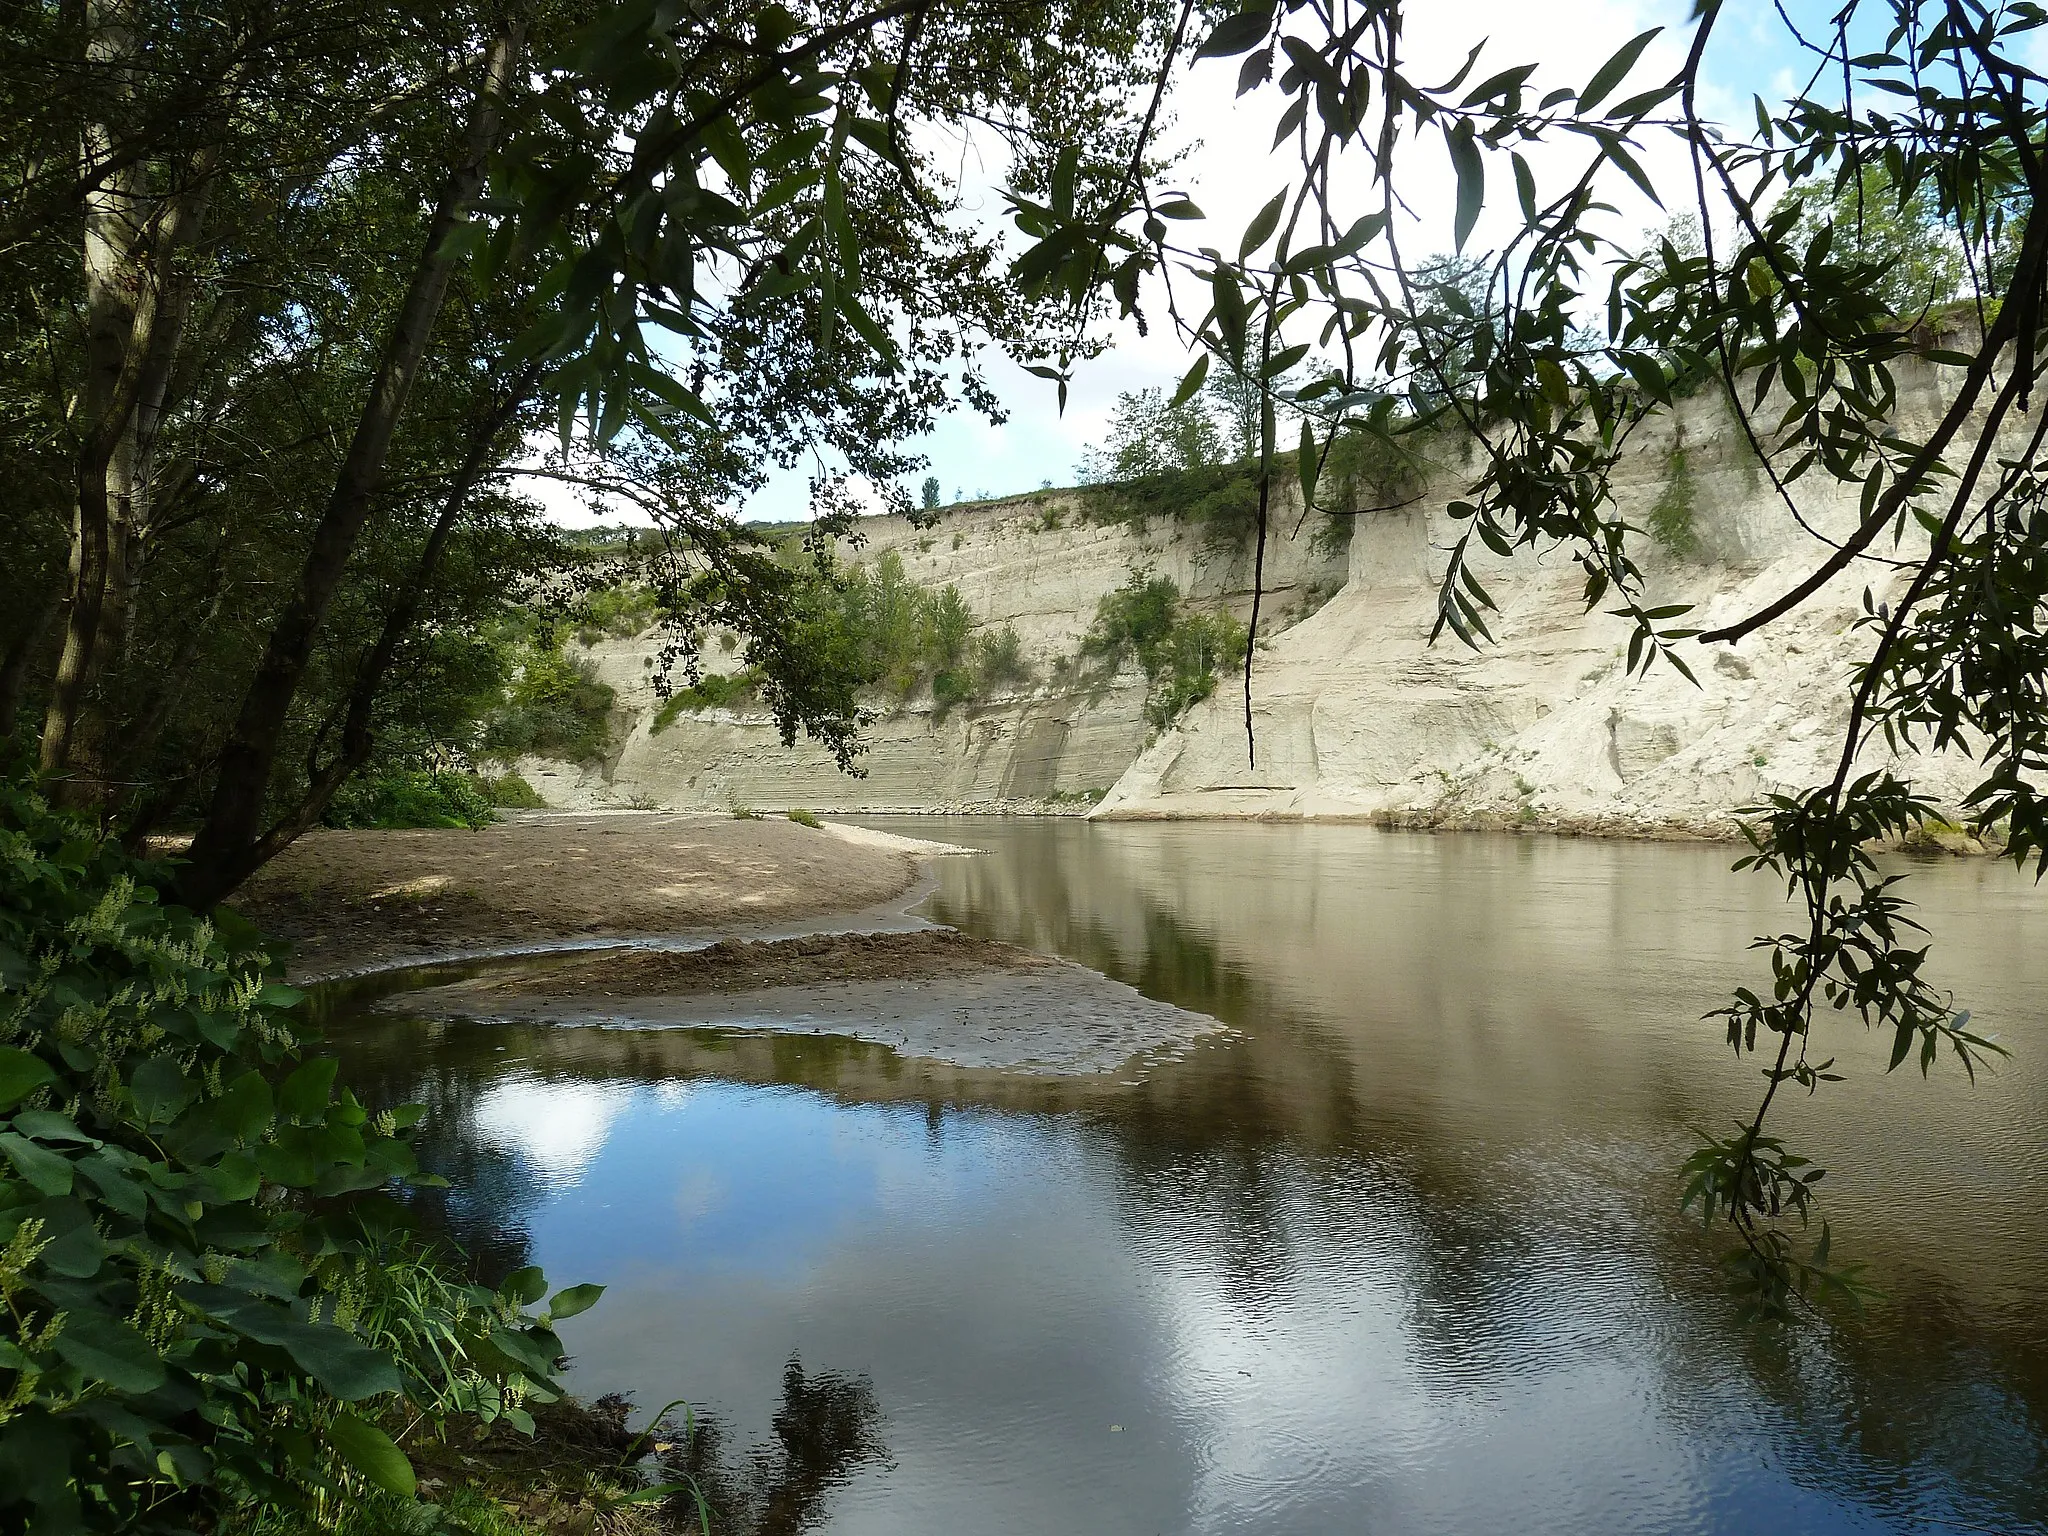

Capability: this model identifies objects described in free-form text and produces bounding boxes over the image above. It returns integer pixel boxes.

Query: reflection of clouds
[674,1167,726,1223]
[652,1080,699,1109]
[473,1074,631,1189]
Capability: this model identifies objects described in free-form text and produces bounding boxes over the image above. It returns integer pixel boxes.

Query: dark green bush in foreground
[0,781,595,1533]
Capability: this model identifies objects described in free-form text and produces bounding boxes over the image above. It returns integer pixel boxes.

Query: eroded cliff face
[518,491,1346,813]
[525,361,2003,835]
[1096,363,2000,835]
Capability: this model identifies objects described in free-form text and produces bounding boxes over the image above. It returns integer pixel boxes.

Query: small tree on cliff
[1008,0,2048,1315]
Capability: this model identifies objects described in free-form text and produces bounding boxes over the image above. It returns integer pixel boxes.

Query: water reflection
[325,821,2048,1534]
[672,1358,887,1536]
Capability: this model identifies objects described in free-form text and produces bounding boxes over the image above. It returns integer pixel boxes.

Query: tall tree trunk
[178,24,524,908]
[42,0,226,805]
[232,363,543,873]
[41,0,146,795]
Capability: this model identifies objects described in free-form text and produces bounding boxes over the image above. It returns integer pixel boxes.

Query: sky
[530,0,1844,528]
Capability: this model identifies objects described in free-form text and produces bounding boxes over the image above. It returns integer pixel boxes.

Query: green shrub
[785,809,822,829]
[483,773,547,811]
[571,584,659,646]
[970,625,1033,693]
[478,637,615,764]
[1647,446,1701,557]
[324,771,497,830]
[0,781,597,1533]
[650,667,764,733]
[1080,572,1246,730]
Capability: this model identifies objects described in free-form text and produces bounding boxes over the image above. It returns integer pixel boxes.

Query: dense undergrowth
[0,780,634,1533]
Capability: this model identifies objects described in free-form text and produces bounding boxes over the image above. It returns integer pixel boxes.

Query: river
[324,819,2048,1534]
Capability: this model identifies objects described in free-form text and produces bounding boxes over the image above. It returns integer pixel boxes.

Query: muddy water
[324,820,2048,1534]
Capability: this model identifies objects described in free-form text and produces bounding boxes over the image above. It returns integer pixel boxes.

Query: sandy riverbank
[236,810,963,977]
[381,928,1227,1075]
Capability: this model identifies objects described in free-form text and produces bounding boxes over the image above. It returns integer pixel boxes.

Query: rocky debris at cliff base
[385,927,1226,1076]
[235,811,951,978]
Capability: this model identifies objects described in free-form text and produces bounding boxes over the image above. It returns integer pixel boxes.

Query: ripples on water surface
[325,820,2048,1534]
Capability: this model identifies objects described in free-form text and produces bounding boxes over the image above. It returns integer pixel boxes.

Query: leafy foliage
[3,0,1180,902]
[1646,448,1700,559]
[650,668,765,732]
[322,773,499,832]
[1078,387,1224,480]
[0,780,594,1531]
[477,627,617,766]
[1080,573,1246,729]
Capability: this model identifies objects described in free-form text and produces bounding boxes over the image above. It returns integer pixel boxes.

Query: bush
[483,773,547,811]
[478,635,615,764]
[785,809,822,829]
[571,584,659,646]
[1080,572,1246,730]
[649,667,764,733]
[0,781,596,1533]
[323,771,497,830]
[970,626,1033,693]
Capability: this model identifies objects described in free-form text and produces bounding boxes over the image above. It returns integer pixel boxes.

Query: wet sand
[382,929,1225,1075]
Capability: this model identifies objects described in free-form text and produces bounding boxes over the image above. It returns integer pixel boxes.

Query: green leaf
[1579,27,1661,112]
[52,1313,165,1394]
[181,1285,403,1400]
[278,1058,338,1122]
[11,1110,91,1145]
[1239,190,1286,261]
[216,1071,274,1141]
[130,1055,192,1125]
[1297,418,1319,507]
[1169,352,1211,409]
[1154,198,1204,220]
[327,1413,416,1498]
[488,1326,562,1380]
[0,1047,54,1110]
[1194,8,1273,61]
[545,1283,605,1322]
[0,1132,72,1195]
[502,1265,548,1307]
[1447,122,1483,252]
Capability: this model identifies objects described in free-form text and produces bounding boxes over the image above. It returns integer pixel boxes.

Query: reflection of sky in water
[332,821,2048,1535]
[475,1074,2021,1535]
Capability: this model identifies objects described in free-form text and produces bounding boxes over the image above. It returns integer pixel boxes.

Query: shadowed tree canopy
[0,0,1176,906]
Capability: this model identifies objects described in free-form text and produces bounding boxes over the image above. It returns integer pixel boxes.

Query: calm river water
[325,820,2048,1535]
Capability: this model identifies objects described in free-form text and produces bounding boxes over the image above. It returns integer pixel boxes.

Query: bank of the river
[236,810,957,978]
[379,927,1225,1074]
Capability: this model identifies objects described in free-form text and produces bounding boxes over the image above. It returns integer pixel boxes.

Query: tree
[1082,385,1222,480]
[1008,0,2048,1315]
[0,0,1177,906]
[921,474,942,510]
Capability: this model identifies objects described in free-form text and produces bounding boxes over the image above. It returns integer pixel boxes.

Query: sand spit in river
[382,928,1225,1076]
[238,811,950,977]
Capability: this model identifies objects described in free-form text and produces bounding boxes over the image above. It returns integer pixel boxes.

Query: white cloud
[473,1075,630,1189]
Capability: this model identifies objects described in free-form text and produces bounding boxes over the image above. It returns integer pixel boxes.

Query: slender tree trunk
[42,0,226,805]
[42,0,145,793]
[233,363,543,874]
[177,23,524,908]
